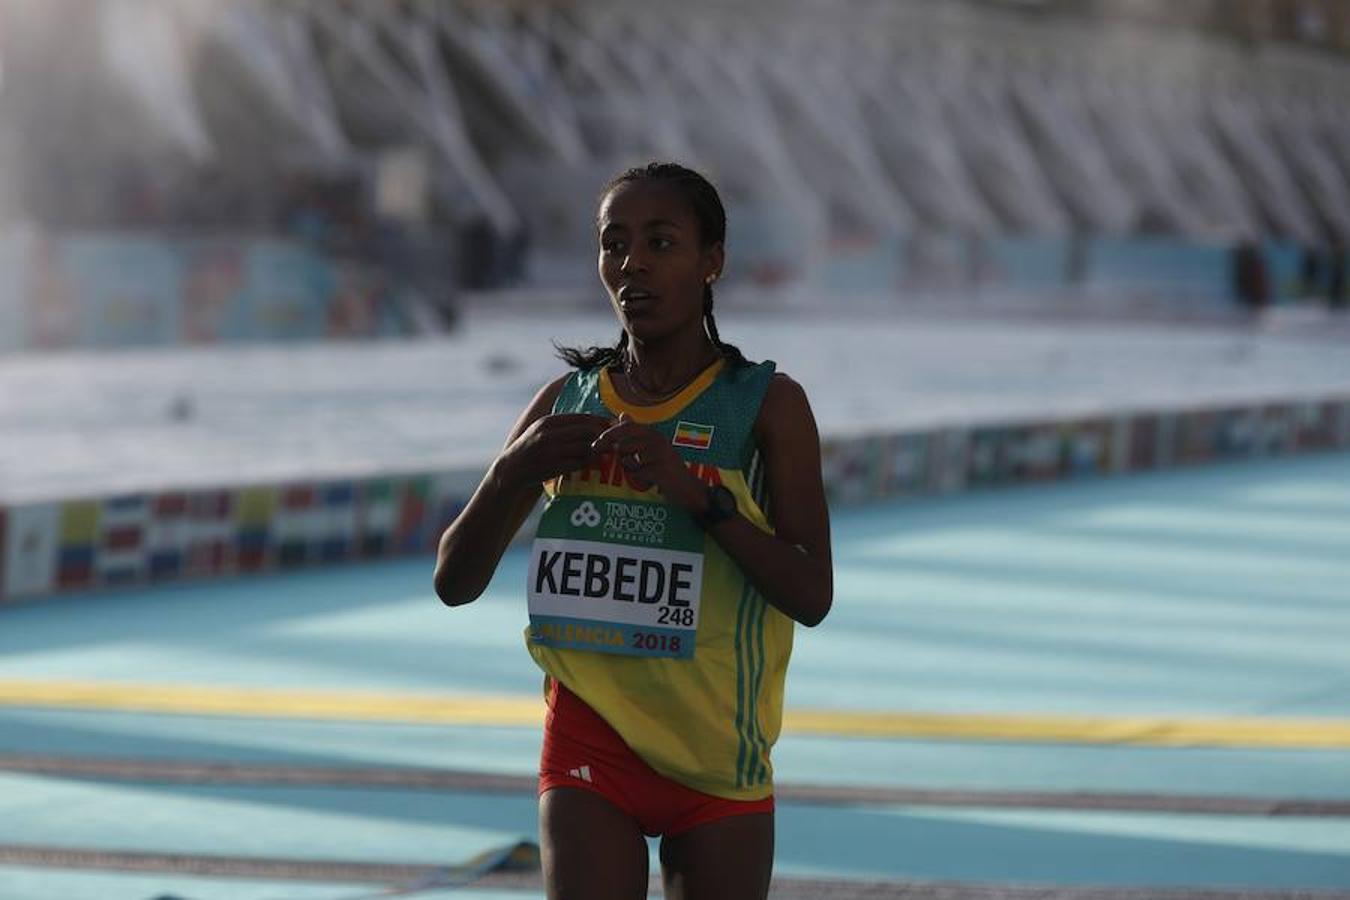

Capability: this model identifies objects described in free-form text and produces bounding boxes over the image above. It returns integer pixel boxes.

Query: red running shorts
[538,678,774,838]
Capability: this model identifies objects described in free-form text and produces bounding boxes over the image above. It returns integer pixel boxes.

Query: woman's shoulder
[719,356,776,384]
[535,364,616,418]
[760,368,806,398]
[515,372,576,427]
[753,370,816,445]
[538,371,575,404]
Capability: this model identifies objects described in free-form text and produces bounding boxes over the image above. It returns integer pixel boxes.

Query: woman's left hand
[591,414,704,509]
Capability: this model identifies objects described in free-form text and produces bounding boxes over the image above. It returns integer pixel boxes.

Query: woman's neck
[621,333,721,400]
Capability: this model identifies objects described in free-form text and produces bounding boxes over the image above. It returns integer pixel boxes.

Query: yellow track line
[1,680,1348,749]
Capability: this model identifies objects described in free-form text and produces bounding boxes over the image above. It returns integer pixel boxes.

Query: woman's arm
[713,373,832,626]
[592,374,833,626]
[433,375,610,607]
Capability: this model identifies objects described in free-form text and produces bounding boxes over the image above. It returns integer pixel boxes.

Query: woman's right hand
[494,412,613,491]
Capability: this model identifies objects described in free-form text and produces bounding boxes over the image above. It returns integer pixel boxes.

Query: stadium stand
[0,0,1347,342]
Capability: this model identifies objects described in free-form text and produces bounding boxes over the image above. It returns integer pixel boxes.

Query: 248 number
[656,607,695,627]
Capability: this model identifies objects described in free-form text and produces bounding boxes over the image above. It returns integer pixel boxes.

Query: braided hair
[555,162,748,370]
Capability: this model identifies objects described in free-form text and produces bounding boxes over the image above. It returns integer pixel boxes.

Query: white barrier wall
[3,396,1347,603]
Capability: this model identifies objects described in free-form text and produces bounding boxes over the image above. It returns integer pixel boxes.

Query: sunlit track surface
[3,846,1349,899]
[5,755,1348,818]
[4,456,1348,895]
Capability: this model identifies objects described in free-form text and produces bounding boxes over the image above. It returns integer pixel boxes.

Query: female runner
[434,162,832,900]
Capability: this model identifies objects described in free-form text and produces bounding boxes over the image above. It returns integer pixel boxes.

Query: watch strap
[697,485,738,528]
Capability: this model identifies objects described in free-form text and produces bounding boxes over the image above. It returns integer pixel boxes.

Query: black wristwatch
[697,485,738,528]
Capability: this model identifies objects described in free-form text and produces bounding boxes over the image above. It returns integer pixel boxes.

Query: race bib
[528,495,703,659]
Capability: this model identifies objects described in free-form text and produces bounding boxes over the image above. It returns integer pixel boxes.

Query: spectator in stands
[1233,240,1270,320]
[1329,244,1347,312]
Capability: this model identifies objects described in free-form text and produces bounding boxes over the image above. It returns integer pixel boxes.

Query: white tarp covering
[1,0,1347,246]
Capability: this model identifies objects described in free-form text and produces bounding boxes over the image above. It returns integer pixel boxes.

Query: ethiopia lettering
[560,452,722,491]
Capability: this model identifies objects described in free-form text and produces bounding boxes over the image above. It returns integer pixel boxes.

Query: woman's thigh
[540,787,649,900]
[658,811,773,900]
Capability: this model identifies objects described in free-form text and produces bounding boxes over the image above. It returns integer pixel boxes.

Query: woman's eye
[649,237,673,251]
[601,239,626,254]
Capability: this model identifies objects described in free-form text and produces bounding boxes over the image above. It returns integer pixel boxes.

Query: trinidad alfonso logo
[672,421,714,450]
[570,501,602,528]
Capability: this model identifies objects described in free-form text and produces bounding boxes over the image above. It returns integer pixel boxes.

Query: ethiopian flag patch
[672,420,715,450]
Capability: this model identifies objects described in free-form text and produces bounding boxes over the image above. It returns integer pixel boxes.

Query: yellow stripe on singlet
[1,680,1348,749]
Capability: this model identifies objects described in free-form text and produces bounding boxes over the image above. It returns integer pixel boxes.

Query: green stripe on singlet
[729,451,770,789]
[738,591,755,789]
[747,591,766,787]
[752,594,769,785]
[733,579,752,789]
[741,451,770,786]
[748,451,766,518]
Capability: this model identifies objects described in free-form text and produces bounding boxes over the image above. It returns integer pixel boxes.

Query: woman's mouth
[618,288,658,311]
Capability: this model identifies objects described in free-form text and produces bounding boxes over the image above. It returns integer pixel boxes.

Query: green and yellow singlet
[524,357,792,801]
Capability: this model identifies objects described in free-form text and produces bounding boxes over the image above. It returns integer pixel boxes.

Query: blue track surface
[2,453,1349,897]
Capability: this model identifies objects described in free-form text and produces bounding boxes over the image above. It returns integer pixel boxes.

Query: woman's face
[597,181,723,344]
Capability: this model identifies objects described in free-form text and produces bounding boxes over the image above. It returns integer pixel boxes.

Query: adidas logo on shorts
[566,765,593,783]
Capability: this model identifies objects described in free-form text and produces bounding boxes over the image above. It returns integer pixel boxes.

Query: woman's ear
[705,242,725,284]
